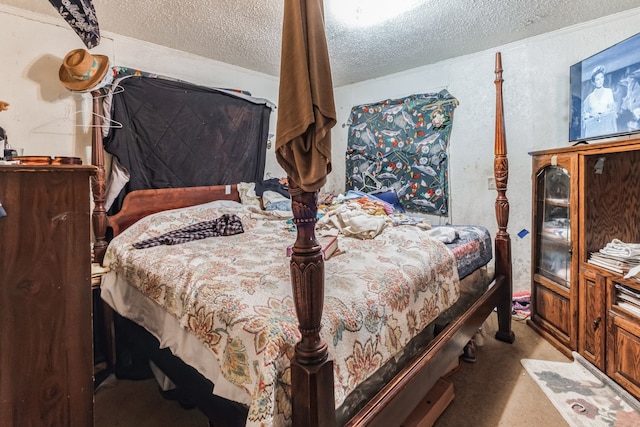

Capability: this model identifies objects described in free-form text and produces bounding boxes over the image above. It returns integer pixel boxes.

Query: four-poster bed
[87,5,515,424]
[88,50,514,426]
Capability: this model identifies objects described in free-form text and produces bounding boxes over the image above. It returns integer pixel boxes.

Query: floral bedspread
[103,201,460,427]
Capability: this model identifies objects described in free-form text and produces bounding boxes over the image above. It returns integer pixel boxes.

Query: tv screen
[569,32,640,142]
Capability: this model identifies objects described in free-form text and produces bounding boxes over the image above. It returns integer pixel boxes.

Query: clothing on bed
[102,200,460,427]
[103,76,273,214]
[132,214,244,249]
[254,177,289,198]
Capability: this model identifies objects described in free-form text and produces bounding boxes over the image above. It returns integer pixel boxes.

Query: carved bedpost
[288,178,336,427]
[493,52,515,344]
[91,89,108,265]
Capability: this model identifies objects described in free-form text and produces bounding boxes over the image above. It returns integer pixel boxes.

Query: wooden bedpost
[288,178,336,427]
[493,52,515,344]
[91,89,108,265]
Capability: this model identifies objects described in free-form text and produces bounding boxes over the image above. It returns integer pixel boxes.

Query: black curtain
[104,77,272,214]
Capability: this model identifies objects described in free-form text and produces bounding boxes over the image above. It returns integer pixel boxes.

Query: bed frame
[89,52,514,426]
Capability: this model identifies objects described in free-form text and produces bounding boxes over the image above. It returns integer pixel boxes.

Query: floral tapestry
[345,90,458,215]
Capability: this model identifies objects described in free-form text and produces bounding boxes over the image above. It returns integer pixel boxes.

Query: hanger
[90,84,125,100]
[32,103,123,134]
[71,88,123,129]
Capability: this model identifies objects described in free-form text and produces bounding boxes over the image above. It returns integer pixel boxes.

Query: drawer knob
[593,316,602,330]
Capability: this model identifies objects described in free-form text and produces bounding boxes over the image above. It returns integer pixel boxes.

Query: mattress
[101,201,487,426]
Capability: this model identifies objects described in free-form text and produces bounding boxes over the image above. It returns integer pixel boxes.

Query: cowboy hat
[59,49,110,91]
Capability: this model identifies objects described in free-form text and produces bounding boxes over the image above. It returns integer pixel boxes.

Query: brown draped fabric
[276,0,336,192]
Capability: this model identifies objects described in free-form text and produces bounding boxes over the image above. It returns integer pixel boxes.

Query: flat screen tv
[569,32,640,142]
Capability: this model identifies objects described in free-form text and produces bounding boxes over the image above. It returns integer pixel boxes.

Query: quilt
[103,200,460,426]
[440,225,493,279]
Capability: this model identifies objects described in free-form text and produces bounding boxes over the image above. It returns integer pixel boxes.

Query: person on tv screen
[582,65,617,138]
[618,68,640,132]
[617,108,640,132]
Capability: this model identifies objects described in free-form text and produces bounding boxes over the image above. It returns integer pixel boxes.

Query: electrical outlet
[487,176,496,190]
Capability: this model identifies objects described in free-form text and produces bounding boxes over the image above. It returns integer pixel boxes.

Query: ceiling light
[327,0,424,28]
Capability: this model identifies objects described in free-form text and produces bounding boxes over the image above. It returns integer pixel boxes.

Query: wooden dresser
[528,136,640,400]
[0,165,95,426]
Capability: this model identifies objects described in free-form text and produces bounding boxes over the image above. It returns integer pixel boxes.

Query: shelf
[612,276,640,292]
[539,234,571,250]
[533,272,570,293]
[583,263,640,289]
[611,303,640,319]
[544,198,570,207]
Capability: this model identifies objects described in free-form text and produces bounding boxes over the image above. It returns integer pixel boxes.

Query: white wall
[328,7,640,293]
[2,4,640,292]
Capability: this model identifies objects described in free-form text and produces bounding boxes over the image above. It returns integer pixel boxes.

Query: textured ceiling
[2,0,640,86]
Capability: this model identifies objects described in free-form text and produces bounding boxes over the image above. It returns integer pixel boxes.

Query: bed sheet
[102,200,461,426]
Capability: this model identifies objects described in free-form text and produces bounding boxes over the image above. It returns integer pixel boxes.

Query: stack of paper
[615,284,640,316]
[587,239,640,275]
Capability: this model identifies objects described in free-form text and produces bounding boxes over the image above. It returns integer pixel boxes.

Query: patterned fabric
[345,90,458,215]
[521,357,640,426]
[441,225,493,279]
[132,214,244,249]
[336,267,491,424]
[48,0,100,48]
[103,201,460,427]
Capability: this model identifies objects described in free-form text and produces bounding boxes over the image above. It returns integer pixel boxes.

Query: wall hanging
[345,89,458,215]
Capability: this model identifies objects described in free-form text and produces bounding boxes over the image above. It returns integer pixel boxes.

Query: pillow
[237,182,262,207]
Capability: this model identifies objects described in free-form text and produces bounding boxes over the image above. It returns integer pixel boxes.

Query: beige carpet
[435,314,569,427]
[95,313,570,426]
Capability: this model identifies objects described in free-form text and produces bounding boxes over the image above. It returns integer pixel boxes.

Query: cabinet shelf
[544,197,570,207]
[539,232,571,245]
[614,301,640,318]
[533,272,571,294]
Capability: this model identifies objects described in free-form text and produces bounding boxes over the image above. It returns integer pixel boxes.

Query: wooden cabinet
[578,268,606,369]
[0,165,95,426]
[529,152,578,356]
[529,136,640,400]
[607,276,640,399]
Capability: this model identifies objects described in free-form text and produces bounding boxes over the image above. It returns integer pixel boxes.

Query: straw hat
[59,49,109,91]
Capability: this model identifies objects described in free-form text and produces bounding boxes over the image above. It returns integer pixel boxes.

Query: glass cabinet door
[535,165,571,287]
